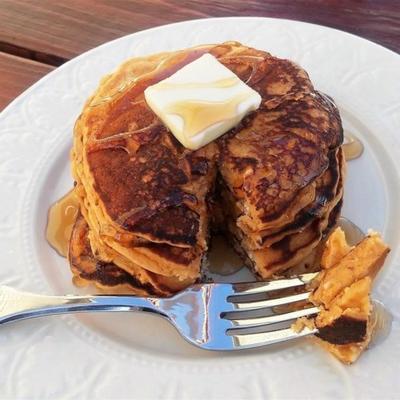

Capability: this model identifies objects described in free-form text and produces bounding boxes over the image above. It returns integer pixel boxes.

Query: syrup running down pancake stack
[69,42,344,295]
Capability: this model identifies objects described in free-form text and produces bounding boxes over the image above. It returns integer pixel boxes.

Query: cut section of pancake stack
[69,42,344,295]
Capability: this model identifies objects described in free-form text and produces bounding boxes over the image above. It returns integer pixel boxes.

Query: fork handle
[0,286,163,325]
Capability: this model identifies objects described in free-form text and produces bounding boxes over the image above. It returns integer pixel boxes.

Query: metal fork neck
[0,287,164,325]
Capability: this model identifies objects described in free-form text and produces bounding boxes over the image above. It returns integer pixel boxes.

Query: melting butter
[144,53,261,150]
[46,189,79,257]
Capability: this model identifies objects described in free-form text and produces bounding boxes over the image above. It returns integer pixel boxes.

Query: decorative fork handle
[0,286,163,325]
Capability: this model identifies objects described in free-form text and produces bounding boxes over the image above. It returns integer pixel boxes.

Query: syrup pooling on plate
[343,132,364,160]
[46,189,79,257]
[207,235,244,275]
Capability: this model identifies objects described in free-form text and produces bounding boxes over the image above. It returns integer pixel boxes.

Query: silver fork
[0,273,319,350]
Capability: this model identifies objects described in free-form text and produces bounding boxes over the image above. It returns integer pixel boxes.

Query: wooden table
[1,0,399,111]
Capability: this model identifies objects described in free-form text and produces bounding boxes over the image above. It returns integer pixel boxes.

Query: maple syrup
[207,235,244,276]
[343,133,364,161]
[46,189,79,257]
[156,76,238,91]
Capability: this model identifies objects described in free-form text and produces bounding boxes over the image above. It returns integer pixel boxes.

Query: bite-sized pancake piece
[316,277,371,344]
[320,225,352,269]
[312,230,390,308]
[305,227,390,364]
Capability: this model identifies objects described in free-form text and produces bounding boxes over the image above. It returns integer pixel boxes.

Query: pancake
[69,213,161,296]
[69,214,192,295]
[220,90,342,233]
[70,41,344,294]
[221,146,344,278]
[232,147,343,250]
[301,227,390,364]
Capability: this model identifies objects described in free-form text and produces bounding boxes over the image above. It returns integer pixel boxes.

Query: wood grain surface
[0,0,399,110]
[0,52,53,111]
[0,0,399,65]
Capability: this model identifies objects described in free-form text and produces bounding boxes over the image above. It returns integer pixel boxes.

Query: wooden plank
[0,0,399,66]
[0,52,54,111]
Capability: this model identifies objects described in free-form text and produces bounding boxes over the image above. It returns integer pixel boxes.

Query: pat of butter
[144,53,262,150]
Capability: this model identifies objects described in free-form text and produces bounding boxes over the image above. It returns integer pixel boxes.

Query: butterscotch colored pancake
[70,41,344,294]
[295,227,390,364]
[69,214,191,296]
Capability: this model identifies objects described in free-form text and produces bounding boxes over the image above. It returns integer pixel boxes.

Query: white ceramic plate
[1,17,400,399]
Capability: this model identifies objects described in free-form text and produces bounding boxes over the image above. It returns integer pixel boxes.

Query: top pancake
[72,42,343,275]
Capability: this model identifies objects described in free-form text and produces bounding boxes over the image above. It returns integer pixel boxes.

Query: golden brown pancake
[220,91,342,233]
[70,41,344,294]
[300,227,390,364]
[231,147,343,250]
[69,214,192,296]
[221,146,344,278]
[69,213,160,296]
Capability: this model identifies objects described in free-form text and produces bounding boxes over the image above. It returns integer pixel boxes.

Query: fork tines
[222,272,319,348]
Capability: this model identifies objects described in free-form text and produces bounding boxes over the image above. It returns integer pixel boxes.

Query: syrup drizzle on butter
[166,91,252,139]
[151,76,249,139]
[88,45,213,108]
[46,189,79,257]
[156,76,238,90]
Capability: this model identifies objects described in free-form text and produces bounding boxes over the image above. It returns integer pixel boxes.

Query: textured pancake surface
[306,228,390,364]
[70,41,344,294]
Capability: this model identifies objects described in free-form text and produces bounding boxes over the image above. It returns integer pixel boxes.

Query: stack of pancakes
[69,42,344,296]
